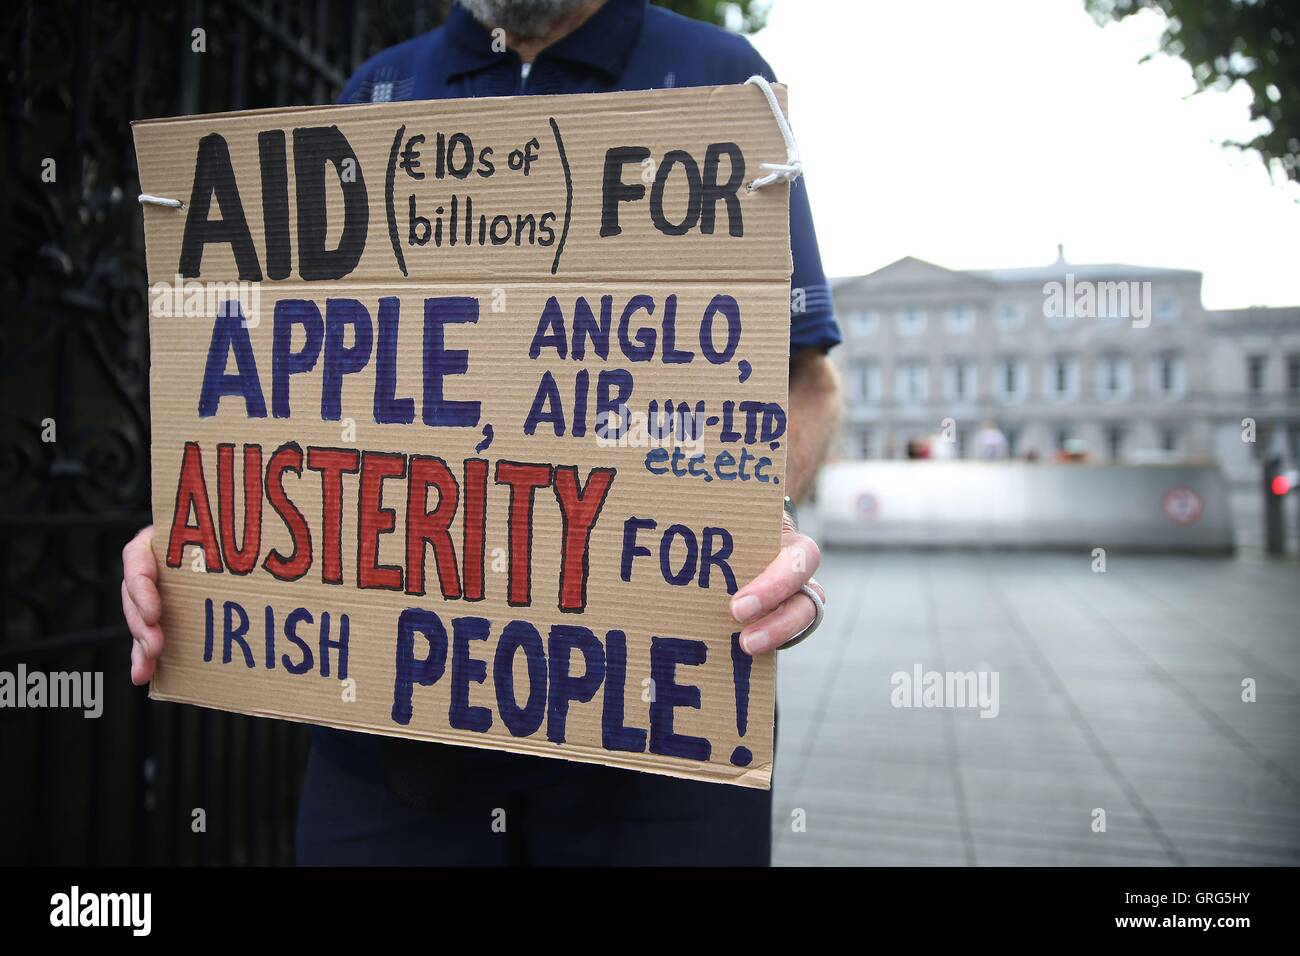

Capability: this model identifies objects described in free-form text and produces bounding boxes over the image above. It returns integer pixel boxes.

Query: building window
[1104,424,1125,462]
[1247,355,1266,394]
[847,309,880,336]
[1004,426,1020,458]
[1043,293,1075,329]
[1287,354,1299,392]
[1155,296,1182,324]
[1248,423,1272,461]
[1160,427,1180,453]
[995,303,1025,331]
[1095,355,1131,401]
[857,430,874,459]
[845,364,861,402]
[865,363,882,403]
[1046,355,1079,402]
[895,361,929,406]
[996,357,1026,403]
[1153,352,1185,398]
[848,361,881,404]
[944,359,976,403]
[895,308,927,336]
[1055,427,1072,452]
[943,305,976,334]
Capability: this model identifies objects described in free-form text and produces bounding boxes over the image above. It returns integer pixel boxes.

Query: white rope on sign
[743,74,802,192]
[138,194,185,208]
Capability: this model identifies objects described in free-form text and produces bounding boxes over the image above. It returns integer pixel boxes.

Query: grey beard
[457,0,594,41]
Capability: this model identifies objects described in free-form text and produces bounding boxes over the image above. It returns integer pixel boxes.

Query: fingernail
[731,594,761,623]
[742,630,768,654]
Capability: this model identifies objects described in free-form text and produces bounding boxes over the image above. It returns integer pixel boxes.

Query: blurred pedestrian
[973,420,1009,459]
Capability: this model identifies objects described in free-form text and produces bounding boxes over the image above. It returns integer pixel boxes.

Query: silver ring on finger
[780,581,824,649]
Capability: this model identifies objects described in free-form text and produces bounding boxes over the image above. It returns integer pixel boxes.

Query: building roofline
[1207,305,1300,318]
[832,256,1204,291]
[830,256,997,294]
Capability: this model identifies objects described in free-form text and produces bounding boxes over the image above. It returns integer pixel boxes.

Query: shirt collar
[440,0,646,83]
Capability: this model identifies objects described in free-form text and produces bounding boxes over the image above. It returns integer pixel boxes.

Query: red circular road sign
[1162,487,1203,525]
[855,492,880,520]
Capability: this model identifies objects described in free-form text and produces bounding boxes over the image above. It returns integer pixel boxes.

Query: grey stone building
[829,253,1300,484]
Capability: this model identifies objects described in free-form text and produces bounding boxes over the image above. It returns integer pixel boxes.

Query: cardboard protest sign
[132,83,792,788]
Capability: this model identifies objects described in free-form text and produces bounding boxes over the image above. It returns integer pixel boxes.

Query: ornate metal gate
[0,0,445,866]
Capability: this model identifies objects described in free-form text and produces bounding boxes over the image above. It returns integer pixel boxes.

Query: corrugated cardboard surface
[133,83,792,788]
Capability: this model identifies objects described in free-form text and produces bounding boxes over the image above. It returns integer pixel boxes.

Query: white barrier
[813,461,1234,552]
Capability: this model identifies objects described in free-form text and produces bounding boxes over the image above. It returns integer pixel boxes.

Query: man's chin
[456,0,596,41]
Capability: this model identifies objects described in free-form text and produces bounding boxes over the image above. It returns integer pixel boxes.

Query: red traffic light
[1272,474,1292,496]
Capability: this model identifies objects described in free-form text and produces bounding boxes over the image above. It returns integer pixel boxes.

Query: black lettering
[258,130,292,280]
[179,133,262,280]
[599,146,649,238]
[650,150,702,236]
[293,125,368,281]
[701,142,745,237]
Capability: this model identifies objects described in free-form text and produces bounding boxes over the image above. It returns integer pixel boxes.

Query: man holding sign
[123,0,842,865]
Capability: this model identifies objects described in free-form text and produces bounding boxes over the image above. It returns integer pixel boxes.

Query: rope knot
[743,75,802,191]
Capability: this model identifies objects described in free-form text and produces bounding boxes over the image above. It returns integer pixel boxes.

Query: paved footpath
[770,548,1300,866]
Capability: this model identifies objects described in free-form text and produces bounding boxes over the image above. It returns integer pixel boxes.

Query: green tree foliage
[654,0,770,33]
[1085,0,1299,182]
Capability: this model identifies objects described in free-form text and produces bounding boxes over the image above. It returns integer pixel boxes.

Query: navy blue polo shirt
[314,0,839,779]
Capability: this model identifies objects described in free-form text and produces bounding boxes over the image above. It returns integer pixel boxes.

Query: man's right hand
[122,525,164,686]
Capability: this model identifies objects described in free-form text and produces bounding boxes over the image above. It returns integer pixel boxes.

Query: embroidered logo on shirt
[348,67,415,104]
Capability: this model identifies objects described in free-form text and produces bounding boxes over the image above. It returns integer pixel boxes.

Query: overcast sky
[749,0,1300,309]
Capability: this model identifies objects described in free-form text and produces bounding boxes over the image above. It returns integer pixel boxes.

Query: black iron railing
[0,0,440,866]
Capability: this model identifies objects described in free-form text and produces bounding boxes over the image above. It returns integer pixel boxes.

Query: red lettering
[553,466,616,612]
[306,447,360,584]
[462,458,489,601]
[494,461,553,607]
[216,443,263,574]
[358,451,406,590]
[263,442,312,581]
[164,442,608,609]
[167,441,223,571]
[405,456,461,598]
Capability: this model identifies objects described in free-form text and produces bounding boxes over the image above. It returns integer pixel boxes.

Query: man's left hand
[730,510,825,655]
